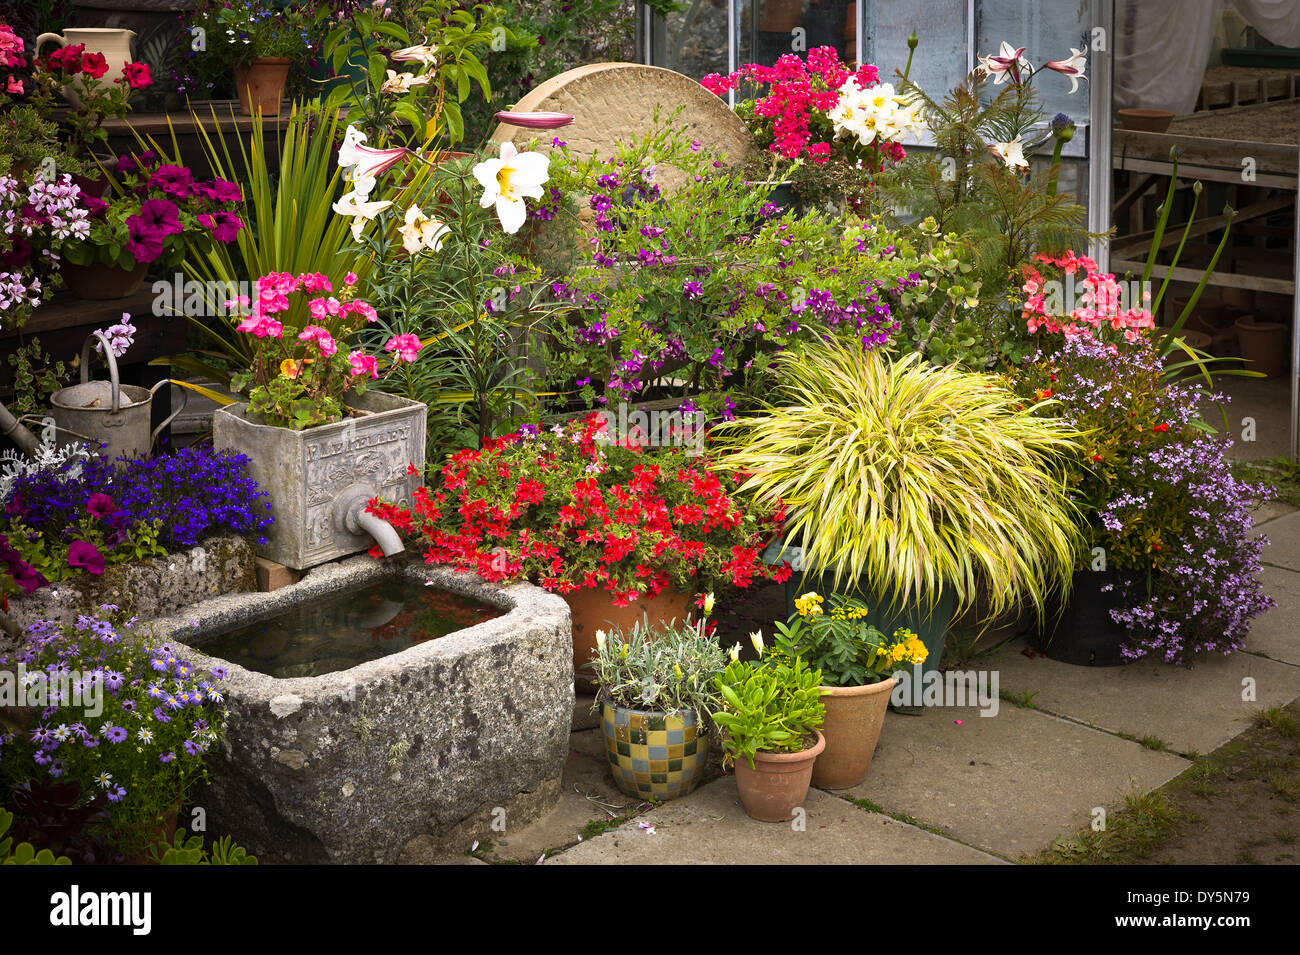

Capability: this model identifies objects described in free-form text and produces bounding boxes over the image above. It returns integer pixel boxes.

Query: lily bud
[730,643,741,662]
[908,30,919,51]
[595,629,606,651]
[702,592,715,615]
[494,110,574,130]
[750,630,765,656]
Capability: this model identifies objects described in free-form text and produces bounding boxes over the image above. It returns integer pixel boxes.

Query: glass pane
[975,0,1091,130]
[650,0,731,80]
[736,1,857,67]
[864,0,968,90]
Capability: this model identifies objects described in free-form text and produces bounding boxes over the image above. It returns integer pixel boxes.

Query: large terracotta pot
[601,701,709,801]
[234,57,290,116]
[1235,315,1289,378]
[60,260,148,300]
[564,586,694,690]
[733,731,825,822]
[811,678,895,790]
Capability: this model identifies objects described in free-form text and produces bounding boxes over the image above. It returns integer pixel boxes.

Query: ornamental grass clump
[715,341,1083,619]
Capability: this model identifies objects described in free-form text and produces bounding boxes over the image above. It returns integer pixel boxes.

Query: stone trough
[143,556,573,864]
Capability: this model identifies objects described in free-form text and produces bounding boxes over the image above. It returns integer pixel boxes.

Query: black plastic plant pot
[782,570,955,691]
[1038,569,1129,667]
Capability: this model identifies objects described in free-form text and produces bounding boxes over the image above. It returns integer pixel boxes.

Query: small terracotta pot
[1235,315,1289,377]
[811,678,895,790]
[234,57,291,116]
[60,260,149,300]
[1118,108,1175,133]
[733,731,826,823]
[563,586,694,690]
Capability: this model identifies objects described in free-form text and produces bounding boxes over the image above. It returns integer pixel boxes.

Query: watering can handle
[80,331,122,414]
[147,380,188,451]
[35,33,66,55]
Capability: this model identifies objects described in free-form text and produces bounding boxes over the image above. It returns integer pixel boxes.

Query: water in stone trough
[198,577,502,679]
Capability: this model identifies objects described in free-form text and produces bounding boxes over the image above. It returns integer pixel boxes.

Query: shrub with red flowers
[1021,250,1156,344]
[54,151,243,272]
[26,37,153,160]
[701,47,917,211]
[375,413,790,605]
[229,270,422,430]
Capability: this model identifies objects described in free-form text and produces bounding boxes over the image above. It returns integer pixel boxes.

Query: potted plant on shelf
[586,598,729,801]
[716,339,1083,709]
[775,592,927,789]
[193,0,313,116]
[386,412,789,689]
[212,270,428,571]
[56,151,246,299]
[711,635,827,822]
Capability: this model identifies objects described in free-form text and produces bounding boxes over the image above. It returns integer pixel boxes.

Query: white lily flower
[473,141,550,235]
[1045,48,1087,94]
[729,643,741,662]
[338,125,369,168]
[391,44,438,66]
[401,204,450,254]
[381,69,431,94]
[333,190,393,240]
[991,137,1029,169]
[978,41,1031,85]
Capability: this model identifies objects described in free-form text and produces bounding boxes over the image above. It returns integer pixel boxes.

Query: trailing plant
[4,337,70,416]
[1014,336,1274,663]
[586,599,729,716]
[374,412,789,605]
[0,170,89,329]
[711,638,826,769]
[191,0,315,69]
[774,591,927,687]
[714,340,1083,621]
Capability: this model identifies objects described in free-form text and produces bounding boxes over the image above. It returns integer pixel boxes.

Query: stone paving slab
[1260,510,1300,573]
[850,705,1188,860]
[987,638,1300,754]
[1247,566,1300,667]
[546,775,1004,865]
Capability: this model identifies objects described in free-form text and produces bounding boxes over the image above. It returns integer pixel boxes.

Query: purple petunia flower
[66,541,105,575]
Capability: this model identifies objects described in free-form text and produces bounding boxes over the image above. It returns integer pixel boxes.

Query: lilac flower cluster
[1,173,90,327]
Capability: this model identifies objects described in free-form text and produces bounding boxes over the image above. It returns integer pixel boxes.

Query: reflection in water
[198,577,502,679]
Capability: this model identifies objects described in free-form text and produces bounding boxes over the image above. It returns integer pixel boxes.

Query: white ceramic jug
[35,27,136,96]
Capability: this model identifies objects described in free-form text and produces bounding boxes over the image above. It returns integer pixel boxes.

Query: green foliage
[152,828,258,865]
[873,70,1096,366]
[5,337,70,417]
[711,653,826,769]
[0,101,85,178]
[0,809,72,865]
[773,593,927,687]
[319,0,501,147]
[715,341,1083,621]
[586,609,729,716]
[192,0,314,67]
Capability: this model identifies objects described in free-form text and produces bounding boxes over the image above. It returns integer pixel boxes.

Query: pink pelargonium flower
[298,272,333,293]
[308,296,342,320]
[384,333,422,363]
[342,300,378,323]
[348,351,380,379]
[494,111,574,130]
[236,315,284,338]
[344,271,358,286]
[298,325,338,357]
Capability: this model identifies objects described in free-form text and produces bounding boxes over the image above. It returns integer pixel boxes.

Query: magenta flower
[236,315,284,338]
[125,198,182,262]
[384,333,422,363]
[197,211,244,242]
[348,351,379,379]
[86,493,117,519]
[149,165,194,199]
[298,325,338,357]
[67,541,106,575]
[196,178,243,203]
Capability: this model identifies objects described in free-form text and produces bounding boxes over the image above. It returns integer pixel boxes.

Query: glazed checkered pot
[601,701,710,801]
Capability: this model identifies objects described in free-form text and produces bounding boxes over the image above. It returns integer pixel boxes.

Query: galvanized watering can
[49,332,185,461]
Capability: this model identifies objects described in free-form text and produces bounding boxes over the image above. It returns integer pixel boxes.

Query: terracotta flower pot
[733,731,825,822]
[234,57,291,117]
[60,260,149,300]
[1235,315,1289,378]
[811,678,895,790]
[1117,108,1175,133]
[563,586,694,691]
[601,701,710,801]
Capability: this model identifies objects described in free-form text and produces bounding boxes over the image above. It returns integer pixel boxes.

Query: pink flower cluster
[1022,252,1155,343]
[702,47,880,162]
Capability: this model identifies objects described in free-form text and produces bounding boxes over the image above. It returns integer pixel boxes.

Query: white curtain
[1115,0,1300,115]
